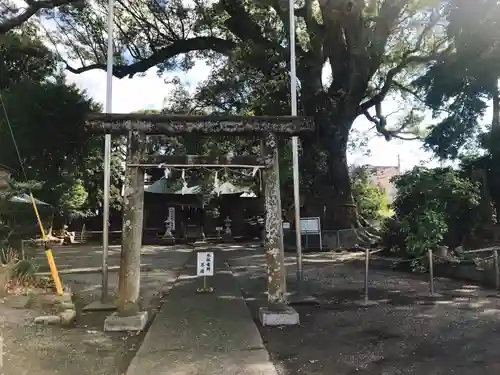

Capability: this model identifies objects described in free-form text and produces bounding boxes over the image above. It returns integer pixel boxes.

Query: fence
[19,226,375,253]
[332,246,500,305]
[283,228,374,251]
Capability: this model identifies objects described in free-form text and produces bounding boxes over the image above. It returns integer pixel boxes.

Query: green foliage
[0,247,17,266]
[0,0,86,33]
[0,247,38,285]
[8,0,499,231]
[11,259,38,283]
[385,167,482,258]
[350,167,391,223]
[0,30,124,223]
[41,0,457,228]
[459,126,500,222]
[0,31,57,87]
[57,179,88,218]
[0,178,52,247]
[400,209,448,257]
[414,0,500,159]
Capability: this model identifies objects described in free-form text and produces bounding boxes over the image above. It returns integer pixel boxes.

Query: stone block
[8,295,31,309]
[34,315,61,325]
[59,301,76,311]
[104,311,148,332]
[56,292,73,304]
[259,306,299,326]
[60,309,77,326]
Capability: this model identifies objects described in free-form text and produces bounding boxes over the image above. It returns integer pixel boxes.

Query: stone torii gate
[85,113,314,329]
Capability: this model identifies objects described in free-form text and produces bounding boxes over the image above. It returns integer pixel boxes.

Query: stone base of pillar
[288,295,319,306]
[161,235,176,245]
[352,299,379,307]
[222,234,235,242]
[83,300,117,312]
[258,306,299,326]
[415,292,443,299]
[104,311,148,332]
[194,232,207,244]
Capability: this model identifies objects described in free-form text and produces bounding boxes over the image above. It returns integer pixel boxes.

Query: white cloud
[65,60,211,113]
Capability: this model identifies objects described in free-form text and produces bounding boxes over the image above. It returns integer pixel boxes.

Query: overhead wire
[0,90,64,296]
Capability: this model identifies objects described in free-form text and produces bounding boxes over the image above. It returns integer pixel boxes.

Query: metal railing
[297,243,500,306]
[283,228,370,250]
[462,247,500,289]
[353,246,500,304]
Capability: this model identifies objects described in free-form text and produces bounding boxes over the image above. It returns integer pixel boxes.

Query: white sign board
[168,207,176,231]
[299,217,321,234]
[282,222,291,229]
[197,252,214,276]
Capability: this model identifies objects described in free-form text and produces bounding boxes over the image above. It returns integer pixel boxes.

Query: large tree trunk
[300,103,358,230]
[493,80,499,128]
[323,126,357,229]
[489,81,500,221]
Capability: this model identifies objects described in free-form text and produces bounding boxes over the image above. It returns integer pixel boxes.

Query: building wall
[365,165,401,202]
[349,165,401,202]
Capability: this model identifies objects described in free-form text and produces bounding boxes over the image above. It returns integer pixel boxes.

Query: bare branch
[368,0,408,72]
[392,81,453,116]
[358,45,454,114]
[65,36,236,78]
[363,101,422,141]
[389,133,420,141]
[0,0,84,34]
[363,103,392,141]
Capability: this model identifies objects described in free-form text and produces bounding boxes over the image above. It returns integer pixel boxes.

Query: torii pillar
[84,113,314,331]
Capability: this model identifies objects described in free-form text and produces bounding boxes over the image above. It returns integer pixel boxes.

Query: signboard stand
[299,217,323,250]
[289,217,321,306]
[196,251,214,293]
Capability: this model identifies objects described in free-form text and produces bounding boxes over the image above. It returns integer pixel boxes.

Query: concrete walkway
[125,247,277,375]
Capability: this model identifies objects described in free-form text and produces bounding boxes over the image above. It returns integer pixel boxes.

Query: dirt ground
[227,246,500,375]
[0,243,192,375]
[4,243,500,374]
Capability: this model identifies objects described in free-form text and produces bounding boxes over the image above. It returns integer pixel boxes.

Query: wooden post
[200,204,206,241]
[117,130,146,316]
[262,132,287,307]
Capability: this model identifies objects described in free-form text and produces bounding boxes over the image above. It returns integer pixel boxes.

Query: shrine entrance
[85,113,313,318]
[144,173,258,242]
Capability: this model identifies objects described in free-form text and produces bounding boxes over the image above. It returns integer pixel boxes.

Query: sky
[65,63,441,172]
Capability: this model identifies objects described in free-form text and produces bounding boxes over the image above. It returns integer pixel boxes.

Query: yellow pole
[29,192,63,296]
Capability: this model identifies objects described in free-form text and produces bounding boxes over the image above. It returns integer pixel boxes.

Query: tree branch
[366,1,408,76]
[363,104,391,141]
[221,0,276,48]
[0,0,84,34]
[219,0,286,76]
[296,0,323,58]
[357,45,454,114]
[65,36,236,78]
[363,102,421,141]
